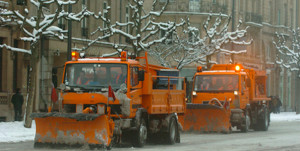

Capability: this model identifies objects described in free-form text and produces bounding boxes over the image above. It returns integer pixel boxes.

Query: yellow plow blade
[32,113,114,147]
[178,103,231,133]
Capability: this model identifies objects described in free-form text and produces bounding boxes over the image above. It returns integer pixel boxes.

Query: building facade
[0,0,299,121]
[155,0,299,111]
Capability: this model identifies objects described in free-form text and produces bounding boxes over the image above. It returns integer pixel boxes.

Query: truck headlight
[192,91,197,96]
[234,91,238,95]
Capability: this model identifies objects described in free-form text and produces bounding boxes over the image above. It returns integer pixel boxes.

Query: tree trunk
[296,76,300,114]
[206,55,211,70]
[24,46,39,128]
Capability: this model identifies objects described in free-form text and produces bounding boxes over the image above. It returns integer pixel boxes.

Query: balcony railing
[245,12,262,24]
[190,2,228,14]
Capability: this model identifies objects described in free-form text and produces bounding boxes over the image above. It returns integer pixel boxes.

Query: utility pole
[67,4,72,61]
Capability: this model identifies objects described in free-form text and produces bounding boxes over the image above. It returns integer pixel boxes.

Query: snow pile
[271,112,300,122]
[0,121,36,143]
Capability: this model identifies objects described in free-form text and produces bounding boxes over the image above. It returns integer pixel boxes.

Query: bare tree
[0,0,92,127]
[274,28,300,77]
[77,0,185,57]
[149,15,252,70]
[273,27,300,114]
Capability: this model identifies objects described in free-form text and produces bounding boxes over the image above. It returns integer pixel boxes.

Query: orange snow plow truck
[179,64,270,133]
[31,52,185,149]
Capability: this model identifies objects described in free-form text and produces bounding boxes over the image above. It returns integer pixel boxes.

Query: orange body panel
[34,115,114,146]
[178,104,231,133]
[143,90,186,114]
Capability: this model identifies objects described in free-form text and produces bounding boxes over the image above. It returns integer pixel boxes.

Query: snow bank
[270,112,300,122]
[0,121,35,143]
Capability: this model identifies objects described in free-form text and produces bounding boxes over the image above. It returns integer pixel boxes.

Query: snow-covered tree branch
[273,28,300,78]
[0,0,95,128]
[149,15,252,70]
[78,0,185,57]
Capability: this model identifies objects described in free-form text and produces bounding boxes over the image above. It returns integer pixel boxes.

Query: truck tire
[134,118,147,147]
[167,117,177,145]
[255,106,269,131]
[241,111,250,133]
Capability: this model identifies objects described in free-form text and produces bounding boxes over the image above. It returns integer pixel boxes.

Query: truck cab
[192,64,270,132]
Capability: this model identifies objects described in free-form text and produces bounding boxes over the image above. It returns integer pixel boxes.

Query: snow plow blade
[178,99,231,133]
[31,113,114,148]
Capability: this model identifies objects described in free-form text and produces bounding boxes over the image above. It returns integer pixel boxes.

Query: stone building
[155,0,299,111]
[0,0,31,121]
[0,0,299,121]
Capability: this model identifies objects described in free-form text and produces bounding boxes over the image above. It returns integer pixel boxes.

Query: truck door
[129,66,143,111]
[240,75,249,108]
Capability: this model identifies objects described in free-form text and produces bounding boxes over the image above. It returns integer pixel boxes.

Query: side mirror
[138,70,145,81]
[58,83,66,91]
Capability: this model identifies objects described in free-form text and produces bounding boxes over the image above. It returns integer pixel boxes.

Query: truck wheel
[167,117,176,145]
[175,118,180,143]
[257,107,269,131]
[241,111,250,133]
[134,118,147,147]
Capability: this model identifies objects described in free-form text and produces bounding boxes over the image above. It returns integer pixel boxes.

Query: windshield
[64,63,127,90]
[194,75,239,91]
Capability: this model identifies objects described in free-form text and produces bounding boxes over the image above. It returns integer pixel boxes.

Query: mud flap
[32,113,114,147]
[178,103,231,133]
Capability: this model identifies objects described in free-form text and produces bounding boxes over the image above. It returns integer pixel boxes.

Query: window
[160,30,174,44]
[17,0,27,5]
[189,0,200,12]
[103,1,108,28]
[269,1,272,24]
[277,9,281,25]
[266,45,270,61]
[290,9,294,28]
[188,30,199,43]
[130,67,139,87]
[125,6,130,43]
[194,75,239,91]
[81,0,88,37]
[58,18,65,30]
[125,6,130,33]
[284,4,288,26]
[64,63,128,89]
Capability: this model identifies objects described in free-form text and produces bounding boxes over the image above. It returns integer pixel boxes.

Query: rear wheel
[255,106,269,131]
[134,118,147,147]
[167,117,177,144]
[241,111,250,133]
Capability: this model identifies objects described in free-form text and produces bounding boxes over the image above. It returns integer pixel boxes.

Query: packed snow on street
[0,112,300,143]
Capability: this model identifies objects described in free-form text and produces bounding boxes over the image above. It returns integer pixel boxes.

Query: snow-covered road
[0,112,300,151]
